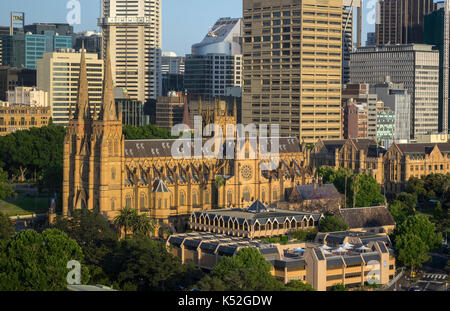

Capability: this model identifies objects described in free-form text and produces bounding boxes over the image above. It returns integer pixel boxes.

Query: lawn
[0,196,51,216]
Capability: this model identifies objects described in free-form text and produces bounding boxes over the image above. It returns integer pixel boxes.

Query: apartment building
[0,103,50,135]
[99,0,162,103]
[242,0,343,143]
[37,50,104,125]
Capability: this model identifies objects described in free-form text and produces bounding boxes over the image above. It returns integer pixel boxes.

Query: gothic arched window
[227,190,233,204]
[180,191,186,206]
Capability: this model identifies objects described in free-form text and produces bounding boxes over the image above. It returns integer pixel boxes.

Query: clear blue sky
[0,0,376,56]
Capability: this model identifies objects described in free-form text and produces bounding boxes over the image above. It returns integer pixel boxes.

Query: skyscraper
[242,0,343,143]
[376,0,436,45]
[99,0,162,103]
[424,1,450,134]
[184,17,243,100]
[350,44,439,138]
[37,49,104,125]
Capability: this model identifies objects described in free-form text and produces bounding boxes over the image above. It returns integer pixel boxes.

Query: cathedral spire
[75,41,90,120]
[182,95,191,128]
[101,41,117,121]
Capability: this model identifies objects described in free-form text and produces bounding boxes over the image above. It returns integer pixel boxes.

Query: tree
[132,214,156,237]
[0,212,14,240]
[406,177,427,202]
[389,200,414,224]
[197,247,283,291]
[396,192,418,211]
[330,284,348,291]
[103,236,202,291]
[395,233,430,273]
[319,216,348,233]
[53,209,118,266]
[123,124,173,140]
[0,167,15,200]
[291,228,318,241]
[0,229,89,290]
[395,215,443,251]
[353,174,385,208]
[114,206,138,239]
[283,280,315,291]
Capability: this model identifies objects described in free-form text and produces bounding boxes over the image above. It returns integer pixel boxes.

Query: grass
[0,196,50,216]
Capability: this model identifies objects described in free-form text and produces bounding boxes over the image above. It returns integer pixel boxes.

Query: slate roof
[124,137,302,158]
[153,179,170,193]
[337,206,395,229]
[295,183,341,201]
[396,143,450,155]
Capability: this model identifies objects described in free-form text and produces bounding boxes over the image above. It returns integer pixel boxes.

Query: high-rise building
[99,0,162,103]
[161,52,185,97]
[370,79,411,144]
[342,99,367,139]
[162,52,185,75]
[114,87,147,126]
[185,18,243,100]
[342,83,380,139]
[74,31,102,57]
[376,0,436,45]
[350,44,439,138]
[424,2,450,134]
[366,32,376,46]
[37,49,104,125]
[0,66,36,101]
[2,32,73,69]
[376,104,395,148]
[342,0,363,85]
[242,0,343,143]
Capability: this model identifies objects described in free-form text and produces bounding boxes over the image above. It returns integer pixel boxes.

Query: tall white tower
[99,0,162,103]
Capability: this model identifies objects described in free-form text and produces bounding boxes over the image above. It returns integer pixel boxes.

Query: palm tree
[114,206,138,239]
[132,214,156,237]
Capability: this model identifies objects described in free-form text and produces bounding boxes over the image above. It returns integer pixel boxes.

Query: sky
[0,0,376,56]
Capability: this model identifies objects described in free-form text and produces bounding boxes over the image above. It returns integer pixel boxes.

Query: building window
[111,168,116,180]
[140,194,146,210]
[205,191,210,204]
[125,196,132,208]
[180,191,186,206]
[227,190,233,204]
[192,191,198,206]
[111,198,115,211]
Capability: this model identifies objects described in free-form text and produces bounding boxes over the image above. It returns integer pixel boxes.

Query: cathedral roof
[153,179,170,193]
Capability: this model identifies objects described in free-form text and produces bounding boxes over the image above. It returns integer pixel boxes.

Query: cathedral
[62,44,313,231]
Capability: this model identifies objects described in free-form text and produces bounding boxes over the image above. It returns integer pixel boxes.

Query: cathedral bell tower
[63,41,124,219]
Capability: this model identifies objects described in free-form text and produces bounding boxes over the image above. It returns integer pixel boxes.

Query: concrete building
[37,49,104,125]
[376,0,437,45]
[7,86,48,107]
[185,18,243,100]
[0,103,51,135]
[242,0,343,143]
[167,230,396,291]
[99,0,162,103]
[370,80,411,144]
[0,66,36,101]
[342,99,368,139]
[342,83,380,139]
[350,44,440,138]
[155,92,186,131]
[424,2,450,134]
[2,32,73,69]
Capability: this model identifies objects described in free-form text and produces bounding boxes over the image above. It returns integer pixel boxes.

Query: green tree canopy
[123,124,174,140]
[103,236,203,291]
[319,215,348,233]
[197,247,283,291]
[0,167,15,200]
[283,280,315,291]
[395,233,430,272]
[388,200,415,224]
[0,229,89,290]
[395,215,442,251]
[0,212,14,240]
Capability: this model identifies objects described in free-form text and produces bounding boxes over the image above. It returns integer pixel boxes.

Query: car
[408,286,421,291]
